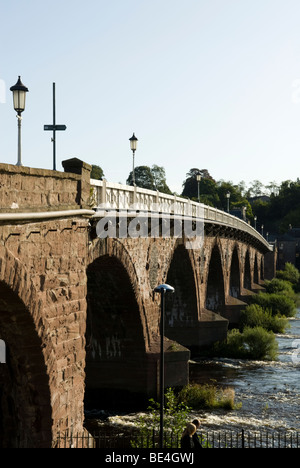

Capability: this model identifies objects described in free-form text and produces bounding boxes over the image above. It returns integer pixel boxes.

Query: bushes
[178,384,236,410]
[239,304,288,334]
[249,292,296,318]
[216,264,300,361]
[214,326,278,361]
[265,278,294,295]
[131,388,191,448]
[276,262,300,287]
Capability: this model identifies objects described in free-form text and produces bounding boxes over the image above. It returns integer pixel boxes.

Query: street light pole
[129,133,138,186]
[154,283,175,449]
[226,192,230,213]
[10,76,29,166]
[196,174,201,203]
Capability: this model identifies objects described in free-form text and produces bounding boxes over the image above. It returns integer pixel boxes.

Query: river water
[85,309,300,434]
[188,308,300,432]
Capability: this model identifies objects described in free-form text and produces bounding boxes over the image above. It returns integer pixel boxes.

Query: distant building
[276,228,300,271]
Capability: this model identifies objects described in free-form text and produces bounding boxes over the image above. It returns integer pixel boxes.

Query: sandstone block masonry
[0,159,92,447]
[0,158,91,213]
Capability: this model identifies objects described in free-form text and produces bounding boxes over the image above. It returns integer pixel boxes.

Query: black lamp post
[196,174,201,203]
[10,76,29,166]
[129,133,138,186]
[226,191,230,213]
[154,283,175,449]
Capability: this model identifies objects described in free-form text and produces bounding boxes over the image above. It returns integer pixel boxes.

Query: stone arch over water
[0,256,52,448]
[205,243,225,314]
[164,243,198,342]
[244,250,252,290]
[229,246,241,299]
[85,254,148,408]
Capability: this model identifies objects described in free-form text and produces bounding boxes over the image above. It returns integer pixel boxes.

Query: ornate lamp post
[196,174,201,203]
[10,76,29,166]
[226,191,231,213]
[129,133,138,186]
[154,283,175,449]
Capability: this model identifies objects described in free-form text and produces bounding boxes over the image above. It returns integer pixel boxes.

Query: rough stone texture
[0,218,89,447]
[0,158,91,213]
[0,159,274,447]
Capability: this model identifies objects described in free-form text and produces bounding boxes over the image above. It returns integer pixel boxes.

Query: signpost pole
[52,83,56,171]
[43,83,66,171]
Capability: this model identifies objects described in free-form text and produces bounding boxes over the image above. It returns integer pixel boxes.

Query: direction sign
[44,124,67,131]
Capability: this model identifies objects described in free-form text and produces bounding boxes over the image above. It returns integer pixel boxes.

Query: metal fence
[53,429,300,449]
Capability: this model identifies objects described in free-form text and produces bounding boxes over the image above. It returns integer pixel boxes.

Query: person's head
[183,423,197,438]
[192,419,200,429]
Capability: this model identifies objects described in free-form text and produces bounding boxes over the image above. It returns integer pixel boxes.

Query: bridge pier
[0,158,274,446]
[85,340,190,409]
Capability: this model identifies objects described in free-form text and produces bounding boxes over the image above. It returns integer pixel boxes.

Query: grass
[177,383,237,410]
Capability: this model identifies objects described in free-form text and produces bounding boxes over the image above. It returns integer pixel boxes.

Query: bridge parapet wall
[0,158,91,213]
[91,179,272,253]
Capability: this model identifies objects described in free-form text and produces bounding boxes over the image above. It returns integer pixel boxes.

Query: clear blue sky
[1,0,300,194]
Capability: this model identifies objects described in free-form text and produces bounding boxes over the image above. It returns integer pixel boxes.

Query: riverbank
[85,309,300,435]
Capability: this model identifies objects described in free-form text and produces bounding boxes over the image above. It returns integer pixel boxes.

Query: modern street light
[261,224,264,237]
[196,174,201,203]
[129,133,138,186]
[254,216,257,230]
[226,191,231,213]
[153,283,175,449]
[10,76,29,166]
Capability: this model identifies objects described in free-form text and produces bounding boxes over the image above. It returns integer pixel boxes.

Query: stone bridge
[0,158,275,447]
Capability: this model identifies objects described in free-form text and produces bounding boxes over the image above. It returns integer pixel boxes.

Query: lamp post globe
[10,76,29,166]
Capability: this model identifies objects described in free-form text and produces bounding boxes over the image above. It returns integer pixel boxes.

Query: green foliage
[265,278,295,295]
[276,263,300,287]
[91,164,104,180]
[239,304,288,334]
[250,180,300,234]
[127,165,172,194]
[127,165,155,190]
[131,388,191,448]
[214,326,278,361]
[178,383,236,410]
[250,292,296,318]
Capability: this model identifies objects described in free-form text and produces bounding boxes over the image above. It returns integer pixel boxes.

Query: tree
[151,165,172,194]
[91,165,104,180]
[181,168,215,199]
[127,165,155,189]
[126,165,172,194]
[248,180,265,197]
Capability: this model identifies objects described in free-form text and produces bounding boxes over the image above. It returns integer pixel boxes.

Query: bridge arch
[254,254,259,285]
[229,245,241,298]
[205,242,226,314]
[164,243,198,341]
[0,248,52,448]
[85,251,148,407]
[244,249,252,290]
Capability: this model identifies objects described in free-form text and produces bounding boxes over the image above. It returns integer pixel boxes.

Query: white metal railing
[90,179,272,250]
